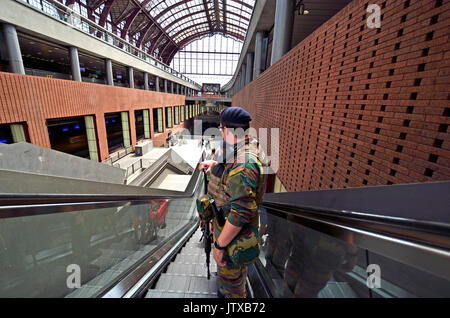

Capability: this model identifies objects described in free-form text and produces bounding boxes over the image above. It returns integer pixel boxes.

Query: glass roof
[86,0,255,64]
[170,34,243,86]
[148,0,253,45]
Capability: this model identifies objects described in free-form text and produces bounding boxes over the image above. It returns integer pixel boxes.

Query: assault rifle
[200,197,226,280]
[199,168,225,280]
[200,218,212,279]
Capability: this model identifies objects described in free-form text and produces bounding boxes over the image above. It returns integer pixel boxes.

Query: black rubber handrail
[0,165,204,219]
[260,201,450,281]
[261,201,450,241]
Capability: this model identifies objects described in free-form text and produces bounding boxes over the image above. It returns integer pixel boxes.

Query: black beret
[219,107,252,125]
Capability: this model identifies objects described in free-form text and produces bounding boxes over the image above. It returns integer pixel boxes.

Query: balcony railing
[16,0,201,89]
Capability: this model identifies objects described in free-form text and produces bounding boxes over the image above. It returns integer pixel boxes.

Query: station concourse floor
[112,139,204,184]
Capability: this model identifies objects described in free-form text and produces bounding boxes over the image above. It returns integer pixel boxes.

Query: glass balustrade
[18,0,200,89]
[0,178,203,298]
[259,209,450,298]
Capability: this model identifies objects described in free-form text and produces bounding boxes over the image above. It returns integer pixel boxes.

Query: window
[166,107,173,128]
[174,106,179,125]
[170,34,243,86]
[157,108,163,133]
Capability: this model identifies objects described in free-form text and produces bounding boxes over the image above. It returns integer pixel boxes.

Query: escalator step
[174,254,211,264]
[153,273,218,295]
[145,290,216,298]
[166,262,216,276]
[188,275,218,294]
[188,235,203,242]
[184,243,203,250]
[179,247,205,255]
[166,263,197,275]
[155,273,190,292]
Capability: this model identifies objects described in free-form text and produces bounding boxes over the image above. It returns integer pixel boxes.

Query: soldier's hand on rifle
[213,245,226,267]
[199,160,218,174]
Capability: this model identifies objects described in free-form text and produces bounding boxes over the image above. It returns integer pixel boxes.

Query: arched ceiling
[83,0,255,64]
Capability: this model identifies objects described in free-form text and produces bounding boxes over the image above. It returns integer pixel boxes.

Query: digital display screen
[202,83,220,94]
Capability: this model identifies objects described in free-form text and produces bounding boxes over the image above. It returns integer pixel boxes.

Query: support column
[271,0,295,65]
[84,116,99,162]
[127,66,134,88]
[171,81,174,94]
[161,106,166,132]
[155,76,160,92]
[246,53,254,85]
[262,35,269,73]
[239,69,244,90]
[144,72,149,90]
[95,114,108,161]
[177,83,180,95]
[69,46,82,82]
[143,109,150,139]
[121,111,131,147]
[164,79,168,93]
[149,107,155,137]
[129,110,137,146]
[253,31,264,79]
[2,23,25,74]
[105,59,114,86]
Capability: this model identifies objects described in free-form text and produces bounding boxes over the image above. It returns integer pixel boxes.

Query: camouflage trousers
[217,258,248,298]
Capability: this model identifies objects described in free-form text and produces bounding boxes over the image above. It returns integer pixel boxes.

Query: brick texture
[0,72,186,161]
[233,0,450,191]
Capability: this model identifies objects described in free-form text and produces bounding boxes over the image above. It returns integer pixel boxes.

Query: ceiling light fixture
[296,0,310,15]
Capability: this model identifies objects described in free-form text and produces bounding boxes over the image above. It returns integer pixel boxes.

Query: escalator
[0,163,449,297]
[145,227,218,298]
[249,181,450,298]
[0,164,205,298]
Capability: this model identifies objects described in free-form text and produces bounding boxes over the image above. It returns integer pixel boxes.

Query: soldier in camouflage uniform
[199,107,268,298]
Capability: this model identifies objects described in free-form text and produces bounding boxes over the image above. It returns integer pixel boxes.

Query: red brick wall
[0,72,186,161]
[233,0,450,191]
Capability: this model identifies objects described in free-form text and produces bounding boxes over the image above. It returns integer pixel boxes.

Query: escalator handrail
[261,201,450,241]
[101,220,200,298]
[0,164,204,219]
[260,201,450,281]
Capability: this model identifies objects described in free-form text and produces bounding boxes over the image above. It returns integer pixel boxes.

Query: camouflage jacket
[219,137,267,228]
